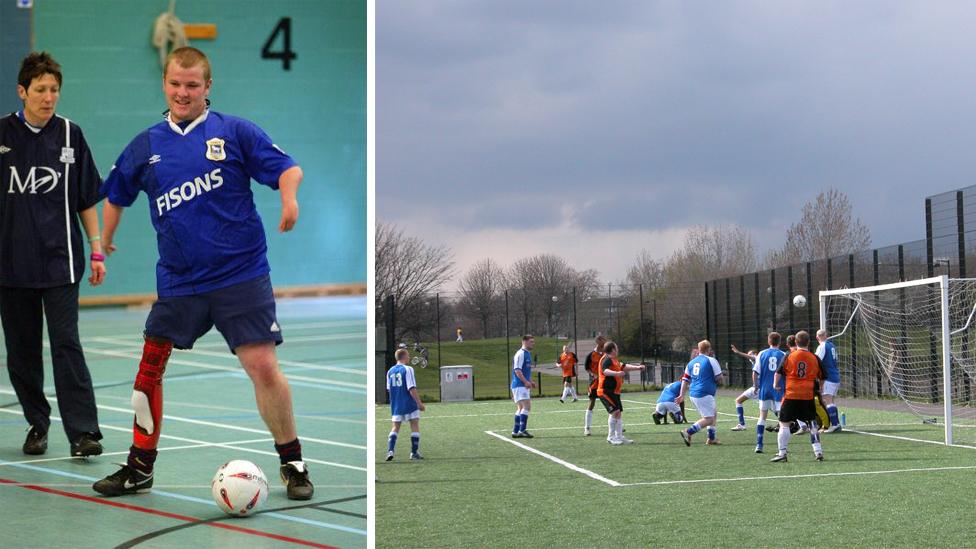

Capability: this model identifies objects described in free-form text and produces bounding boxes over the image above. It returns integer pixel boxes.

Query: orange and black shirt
[559,352,577,377]
[777,349,824,400]
[597,355,624,397]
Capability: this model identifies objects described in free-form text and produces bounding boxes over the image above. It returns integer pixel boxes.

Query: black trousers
[0,284,101,442]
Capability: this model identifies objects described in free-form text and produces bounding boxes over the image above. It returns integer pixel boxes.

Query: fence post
[849,254,858,397]
[505,290,511,395]
[436,293,442,368]
[704,282,711,341]
[787,265,795,334]
[537,371,542,397]
[805,262,813,333]
[573,286,579,395]
[958,191,967,278]
[770,269,777,332]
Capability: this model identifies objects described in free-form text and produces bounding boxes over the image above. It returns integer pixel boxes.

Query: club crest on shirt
[205,138,226,161]
[60,147,75,164]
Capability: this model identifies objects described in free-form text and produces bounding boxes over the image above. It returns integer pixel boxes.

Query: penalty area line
[619,465,976,487]
[484,431,621,487]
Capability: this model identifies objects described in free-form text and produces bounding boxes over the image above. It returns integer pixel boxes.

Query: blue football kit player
[386,348,426,461]
[678,340,724,446]
[751,332,786,453]
[816,329,843,433]
[511,335,536,438]
[653,381,684,424]
[93,47,310,500]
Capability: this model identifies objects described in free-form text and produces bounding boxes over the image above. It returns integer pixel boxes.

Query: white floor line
[0,405,366,472]
[94,392,366,425]
[87,402,367,451]
[487,422,657,432]
[89,336,367,377]
[0,438,274,467]
[619,465,976,487]
[844,429,976,450]
[75,346,366,390]
[484,430,621,487]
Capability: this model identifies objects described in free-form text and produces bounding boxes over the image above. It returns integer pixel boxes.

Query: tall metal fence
[706,185,976,396]
[376,282,704,402]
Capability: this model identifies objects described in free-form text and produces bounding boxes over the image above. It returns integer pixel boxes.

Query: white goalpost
[820,275,976,446]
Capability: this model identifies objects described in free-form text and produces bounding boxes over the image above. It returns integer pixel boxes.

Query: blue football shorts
[144,274,283,353]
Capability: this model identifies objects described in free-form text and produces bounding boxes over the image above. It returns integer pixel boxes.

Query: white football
[793,295,807,308]
[211,460,269,516]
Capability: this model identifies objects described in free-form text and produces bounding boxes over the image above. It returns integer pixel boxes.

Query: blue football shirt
[658,381,682,403]
[816,340,841,383]
[683,355,722,398]
[754,347,786,401]
[101,110,297,296]
[511,348,532,389]
[387,363,419,416]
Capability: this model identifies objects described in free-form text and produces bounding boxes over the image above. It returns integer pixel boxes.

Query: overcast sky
[378,2,976,286]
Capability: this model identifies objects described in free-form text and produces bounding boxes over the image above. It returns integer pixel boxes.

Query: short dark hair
[769,332,781,346]
[395,348,408,361]
[796,330,810,348]
[603,341,618,354]
[522,334,534,343]
[786,334,797,348]
[18,51,62,90]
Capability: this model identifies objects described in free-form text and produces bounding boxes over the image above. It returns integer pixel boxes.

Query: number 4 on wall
[262,17,297,70]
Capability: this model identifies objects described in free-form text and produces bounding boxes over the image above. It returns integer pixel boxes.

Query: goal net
[820,275,976,446]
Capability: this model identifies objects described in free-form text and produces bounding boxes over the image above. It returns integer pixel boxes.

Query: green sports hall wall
[13,0,366,297]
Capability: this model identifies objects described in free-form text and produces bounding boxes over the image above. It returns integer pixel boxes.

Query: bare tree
[766,188,871,267]
[457,258,506,338]
[660,225,759,348]
[508,254,597,337]
[375,223,455,340]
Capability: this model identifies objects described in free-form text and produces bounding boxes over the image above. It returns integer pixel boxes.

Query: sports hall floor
[0,296,366,549]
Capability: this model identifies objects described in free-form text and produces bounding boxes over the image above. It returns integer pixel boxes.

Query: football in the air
[211,459,269,516]
[793,295,807,308]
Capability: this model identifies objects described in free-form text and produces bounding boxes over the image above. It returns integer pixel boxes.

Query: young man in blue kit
[92,47,311,499]
[386,348,426,461]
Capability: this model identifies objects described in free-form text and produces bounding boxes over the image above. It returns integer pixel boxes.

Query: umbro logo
[149,154,162,165]
[0,145,10,154]
[270,322,280,333]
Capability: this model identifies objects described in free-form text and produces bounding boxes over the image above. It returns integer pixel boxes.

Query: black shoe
[670,413,682,424]
[680,431,691,446]
[280,462,314,500]
[23,426,47,455]
[770,453,788,463]
[93,464,153,496]
[71,433,103,457]
[409,452,424,460]
[520,431,534,439]
[652,412,663,425]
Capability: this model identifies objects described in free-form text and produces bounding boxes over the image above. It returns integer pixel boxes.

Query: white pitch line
[78,346,366,390]
[619,465,976,487]
[0,407,366,472]
[378,406,652,421]
[487,422,658,432]
[484,430,621,487]
[88,402,367,451]
[89,335,367,377]
[844,429,976,450]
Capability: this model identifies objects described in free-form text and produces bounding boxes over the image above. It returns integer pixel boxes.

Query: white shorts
[512,387,531,403]
[655,401,681,415]
[739,387,758,400]
[822,381,840,397]
[392,410,421,422]
[690,395,716,418]
[759,399,780,412]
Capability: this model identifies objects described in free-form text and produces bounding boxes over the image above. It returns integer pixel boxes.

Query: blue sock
[707,426,716,441]
[687,424,701,435]
[756,424,765,446]
[521,413,529,432]
[410,432,420,453]
[387,432,397,453]
[737,405,745,425]
[827,405,839,426]
[513,414,521,433]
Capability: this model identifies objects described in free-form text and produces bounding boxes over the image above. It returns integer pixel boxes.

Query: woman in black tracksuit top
[0,52,106,457]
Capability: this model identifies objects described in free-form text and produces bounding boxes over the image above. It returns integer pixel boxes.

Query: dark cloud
[379,1,976,253]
